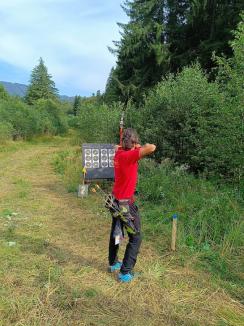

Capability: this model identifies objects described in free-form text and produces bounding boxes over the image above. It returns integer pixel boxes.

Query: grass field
[0,136,243,326]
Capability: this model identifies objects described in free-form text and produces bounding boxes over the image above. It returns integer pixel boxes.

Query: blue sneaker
[118,272,134,283]
[108,261,122,273]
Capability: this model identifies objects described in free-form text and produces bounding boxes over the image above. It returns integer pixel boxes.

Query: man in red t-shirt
[108,128,156,282]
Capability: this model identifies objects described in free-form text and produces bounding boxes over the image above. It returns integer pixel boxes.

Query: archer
[108,128,156,282]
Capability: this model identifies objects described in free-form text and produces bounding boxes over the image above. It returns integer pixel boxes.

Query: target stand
[82,143,115,180]
[78,144,115,197]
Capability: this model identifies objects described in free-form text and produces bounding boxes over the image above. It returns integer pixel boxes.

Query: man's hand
[139,143,156,158]
[134,143,141,149]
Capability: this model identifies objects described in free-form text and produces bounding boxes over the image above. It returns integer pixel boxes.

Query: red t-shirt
[112,147,140,201]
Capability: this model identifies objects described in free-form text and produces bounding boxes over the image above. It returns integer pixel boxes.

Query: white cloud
[0,0,126,95]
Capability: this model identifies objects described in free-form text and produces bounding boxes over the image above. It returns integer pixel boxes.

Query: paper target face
[108,148,115,167]
[82,144,115,179]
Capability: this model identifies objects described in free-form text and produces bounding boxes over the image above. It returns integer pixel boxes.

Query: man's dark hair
[122,128,139,150]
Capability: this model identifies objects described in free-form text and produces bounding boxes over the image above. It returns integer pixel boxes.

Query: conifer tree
[0,84,9,100]
[106,0,243,103]
[73,95,82,116]
[166,0,244,73]
[104,68,120,103]
[25,58,58,105]
[108,0,169,103]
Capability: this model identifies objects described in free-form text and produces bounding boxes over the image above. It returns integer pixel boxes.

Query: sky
[0,0,127,96]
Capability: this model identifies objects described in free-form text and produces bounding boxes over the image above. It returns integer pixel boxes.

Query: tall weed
[138,159,243,251]
[52,149,81,193]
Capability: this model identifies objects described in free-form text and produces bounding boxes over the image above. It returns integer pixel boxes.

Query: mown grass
[0,137,243,325]
[53,147,244,304]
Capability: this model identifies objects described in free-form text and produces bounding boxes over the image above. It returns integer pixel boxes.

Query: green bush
[0,85,9,100]
[0,97,68,140]
[35,99,68,135]
[213,15,244,185]
[132,17,244,184]
[67,115,79,129]
[0,97,40,139]
[0,122,13,143]
[130,62,243,185]
[76,102,122,143]
[138,159,243,251]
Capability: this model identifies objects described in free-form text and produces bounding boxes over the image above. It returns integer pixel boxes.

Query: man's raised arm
[139,143,156,158]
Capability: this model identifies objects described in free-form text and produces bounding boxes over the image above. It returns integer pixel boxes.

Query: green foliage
[104,68,119,104]
[70,95,243,254]
[52,149,81,192]
[0,122,13,144]
[25,57,58,105]
[107,0,169,103]
[73,95,82,116]
[214,16,244,188]
[0,84,9,100]
[76,102,122,143]
[167,1,244,74]
[215,13,244,110]
[0,97,40,139]
[0,97,68,140]
[104,8,244,185]
[0,59,69,141]
[131,61,243,184]
[67,115,80,129]
[199,251,241,283]
[34,99,68,135]
[138,159,243,254]
[107,1,244,102]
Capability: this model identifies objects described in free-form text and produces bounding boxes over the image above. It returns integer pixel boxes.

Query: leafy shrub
[0,97,68,140]
[76,102,122,143]
[35,99,68,135]
[0,122,13,143]
[138,159,243,251]
[131,62,243,185]
[0,85,9,100]
[135,66,217,165]
[132,17,244,185]
[67,115,79,129]
[52,149,81,192]
[213,15,244,185]
[0,97,40,139]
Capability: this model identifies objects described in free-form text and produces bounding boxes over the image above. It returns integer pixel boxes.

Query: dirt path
[0,139,243,326]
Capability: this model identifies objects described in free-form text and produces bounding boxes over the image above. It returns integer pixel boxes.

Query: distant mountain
[0,81,74,102]
[59,94,75,102]
[0,81,27,97]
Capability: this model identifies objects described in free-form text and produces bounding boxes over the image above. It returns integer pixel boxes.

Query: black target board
[82,143,115,180]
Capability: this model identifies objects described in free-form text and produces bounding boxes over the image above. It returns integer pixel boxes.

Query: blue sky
[0,0,127,96]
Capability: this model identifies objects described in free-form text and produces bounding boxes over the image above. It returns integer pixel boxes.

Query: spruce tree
[73,95,82,116]
[25,58,58,104]
[0,84,9,100]
[104,68,120,103]
[106,0,243,104]
[166,0,244,74]
[109,0,169,103]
